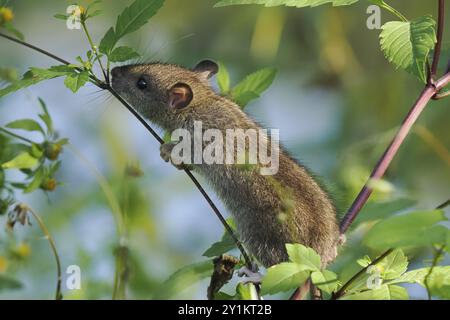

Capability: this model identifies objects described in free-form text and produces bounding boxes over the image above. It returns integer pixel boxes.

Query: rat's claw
[238,266,263,285]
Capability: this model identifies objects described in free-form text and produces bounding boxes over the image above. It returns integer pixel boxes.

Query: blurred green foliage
[0,0,448,300]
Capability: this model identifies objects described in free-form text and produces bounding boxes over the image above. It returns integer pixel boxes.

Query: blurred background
[0,0,448,299]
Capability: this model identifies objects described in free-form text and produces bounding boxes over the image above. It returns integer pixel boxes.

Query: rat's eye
[136,77,148,90]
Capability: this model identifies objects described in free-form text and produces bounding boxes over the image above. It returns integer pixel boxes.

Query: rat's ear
[193,60,218,80]
[168,83,193,110]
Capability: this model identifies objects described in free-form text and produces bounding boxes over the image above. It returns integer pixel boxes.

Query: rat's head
[111,60,218,130]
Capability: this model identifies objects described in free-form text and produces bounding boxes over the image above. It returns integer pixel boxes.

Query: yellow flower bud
[0,7,14,23]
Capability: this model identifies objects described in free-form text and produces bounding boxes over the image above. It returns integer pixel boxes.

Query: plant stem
[81,21,108,82]
[0,127,34,144]
[0,32,254,269]
[431,0,445,78]
[424,244,446,300]
[339,82,446,233]
[332,249,393,300]
[27,205,62,300]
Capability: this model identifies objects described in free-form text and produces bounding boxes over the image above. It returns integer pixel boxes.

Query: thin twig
[0,32,254,269]
[431,0,445,79]
[26,205,62,300]
[332,249,393,300]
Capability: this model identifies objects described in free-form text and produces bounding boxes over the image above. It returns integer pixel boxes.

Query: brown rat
[111,60,343,267]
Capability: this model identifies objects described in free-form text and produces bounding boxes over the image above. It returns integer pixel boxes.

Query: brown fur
[111,62,341,267]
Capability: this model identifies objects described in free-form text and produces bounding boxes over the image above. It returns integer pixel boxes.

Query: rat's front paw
[160,142,174,163]
[160,142,193,171]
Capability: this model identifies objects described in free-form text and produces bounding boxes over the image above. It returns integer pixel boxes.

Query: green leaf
[215,0,359,8]
[203,218,237,257]
[153,260,213,299]
[99,27,116,55]
[352,198,415,227]
[340,284,392,300]
[217,61,230,94]
[64,71,90,93]
[426,267,450,299]
[379,249,408,280]
[6,119,44,134]
[311,270,339,294]
[231,68,277,108]
[2,152,39,169]
[236,283,257,300]
[286,243,321,271]
[109,46,141,62]
[0,66,71,98]
[24,167,45,193]
[100,0,164,55]
[261,262,310,295]
[363,210,448,250]
[0,274,22,292]
[380,16,437,83]
[115,0,165,41]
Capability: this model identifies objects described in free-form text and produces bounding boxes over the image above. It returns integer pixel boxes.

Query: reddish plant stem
[339,81,447,234]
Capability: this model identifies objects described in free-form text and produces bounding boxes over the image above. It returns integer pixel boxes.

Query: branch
[340,84,440,233]
[431,0,445,79]
[331,249,393,300]
[340,1,449,234]
[0,33,254,269]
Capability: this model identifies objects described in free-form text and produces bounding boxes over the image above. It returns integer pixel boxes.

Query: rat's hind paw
[237,265,262,285]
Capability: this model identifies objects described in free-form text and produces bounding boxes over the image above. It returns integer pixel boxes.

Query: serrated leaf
[153,260,214,299]
[100,0,164,55]
[215,0,359,8]
[261,262,310,295]
[380,16,437,83]
[115,0,164,40]
[109,46,141,62]
[99,27,116,55]
[2,152,39,169]
[379,249,408,280]
[311,270,339,294]
[286,243,321,271]
[0,66,74,98]
[427,268,450,299]
[363,210,448,250]
[231,67,276,108]
[340,285,392,300]
[217,61,230,94]
[64,71,90,93]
